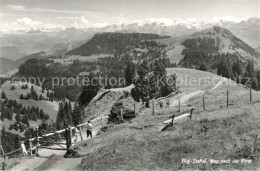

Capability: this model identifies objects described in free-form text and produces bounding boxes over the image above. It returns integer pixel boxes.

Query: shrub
[108,102,135,124]
[10,85,16,90]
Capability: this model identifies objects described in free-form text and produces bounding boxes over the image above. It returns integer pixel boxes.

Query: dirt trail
[170,79,227,107]
[10,120,102,171]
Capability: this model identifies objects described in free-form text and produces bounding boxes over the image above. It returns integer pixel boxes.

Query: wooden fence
[0,115,108,170]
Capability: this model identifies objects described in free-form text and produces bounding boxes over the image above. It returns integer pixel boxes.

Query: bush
[11,85,16,90]
[108,102,135,124]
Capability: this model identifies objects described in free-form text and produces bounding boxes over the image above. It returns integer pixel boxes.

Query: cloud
[7,5,26,11]
[93,22,110,28]
[81,16,88,24]
[1,17,65,33]
[137,18,198,26]
[16,17,41,25]
[35,8,106,16]
[212,16,246,23]
[71,16,89,28]
[7,4,106,16]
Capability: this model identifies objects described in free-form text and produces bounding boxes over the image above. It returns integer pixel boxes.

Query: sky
[0,0,260,32]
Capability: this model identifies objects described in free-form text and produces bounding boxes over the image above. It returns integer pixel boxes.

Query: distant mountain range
[1,17,259,60]
[1,18,259,75]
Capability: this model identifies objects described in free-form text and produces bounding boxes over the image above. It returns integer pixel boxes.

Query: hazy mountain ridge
[0,58,17,74]
[0,51,48,75]
[0,46,26,60]
[224,17,260,49]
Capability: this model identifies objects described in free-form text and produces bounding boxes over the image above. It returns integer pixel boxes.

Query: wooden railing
[0,115,108,161]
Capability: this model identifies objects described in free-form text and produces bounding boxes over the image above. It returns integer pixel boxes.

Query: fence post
[0,145,4,156]
[203,95,205,110]
[152,99,155,115]
[227,90,229,107]
[29,140,32,156]
[134,103,136,117]
[171,115,175,126]
[21,141,27,156]
[0,145,5,170]
[68,127,72,148]
[190,108,194,120]
[79,127,83,141]
[65,128,69,150]
[178,98,181,112]
[120,109,124,121]
[2,158,6,170]
[100,116,103,129]
[35,127,39,156]
[250,85,252,102]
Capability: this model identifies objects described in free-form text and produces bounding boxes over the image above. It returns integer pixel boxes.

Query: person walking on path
[86,121,92,138]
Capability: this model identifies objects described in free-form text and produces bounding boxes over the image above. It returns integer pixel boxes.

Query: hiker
[166,100,170,107]
[159,100,164,108]
[74,127,79,143]
[86,121,92,138]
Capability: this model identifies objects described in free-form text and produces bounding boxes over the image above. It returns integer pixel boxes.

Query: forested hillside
[0,93,51,154]
[179,26,260,90]
[66,33,170,56]
[17,37,168,101]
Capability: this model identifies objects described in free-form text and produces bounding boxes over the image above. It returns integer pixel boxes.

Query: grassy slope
[84,84,141,122]
[1,81,59,121]
[166,45,185,64]
[67,68,260,170]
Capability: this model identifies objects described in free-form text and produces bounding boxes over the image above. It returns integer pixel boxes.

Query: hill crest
[181,26,260,65]
[66,32,170,56]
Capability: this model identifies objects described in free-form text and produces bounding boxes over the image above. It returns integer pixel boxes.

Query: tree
[232,59,243,81]
[1,108,6,121]
[19,94,24,99]
[30,85,34,95]
[10,85,16,90]
[78,85,100,106]
[244,60,255,78]
[64,101,72,126]
[15,113,21,123]
[217,58,230,78]
[39,94,43,100]
[56,102,65,129]
[25,93,31,100]
[244,60,258,89]
[22,114,30,127]
[257,70,260,89]
[199,63,207,71]
[72,102,83,126]
[132,59,177,105]
[131,60,151,104]
[1,91,6,99]
[125,62,136,86]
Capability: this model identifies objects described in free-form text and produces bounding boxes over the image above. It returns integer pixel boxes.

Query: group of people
[74,120,93,143]
[158,99,170,108]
